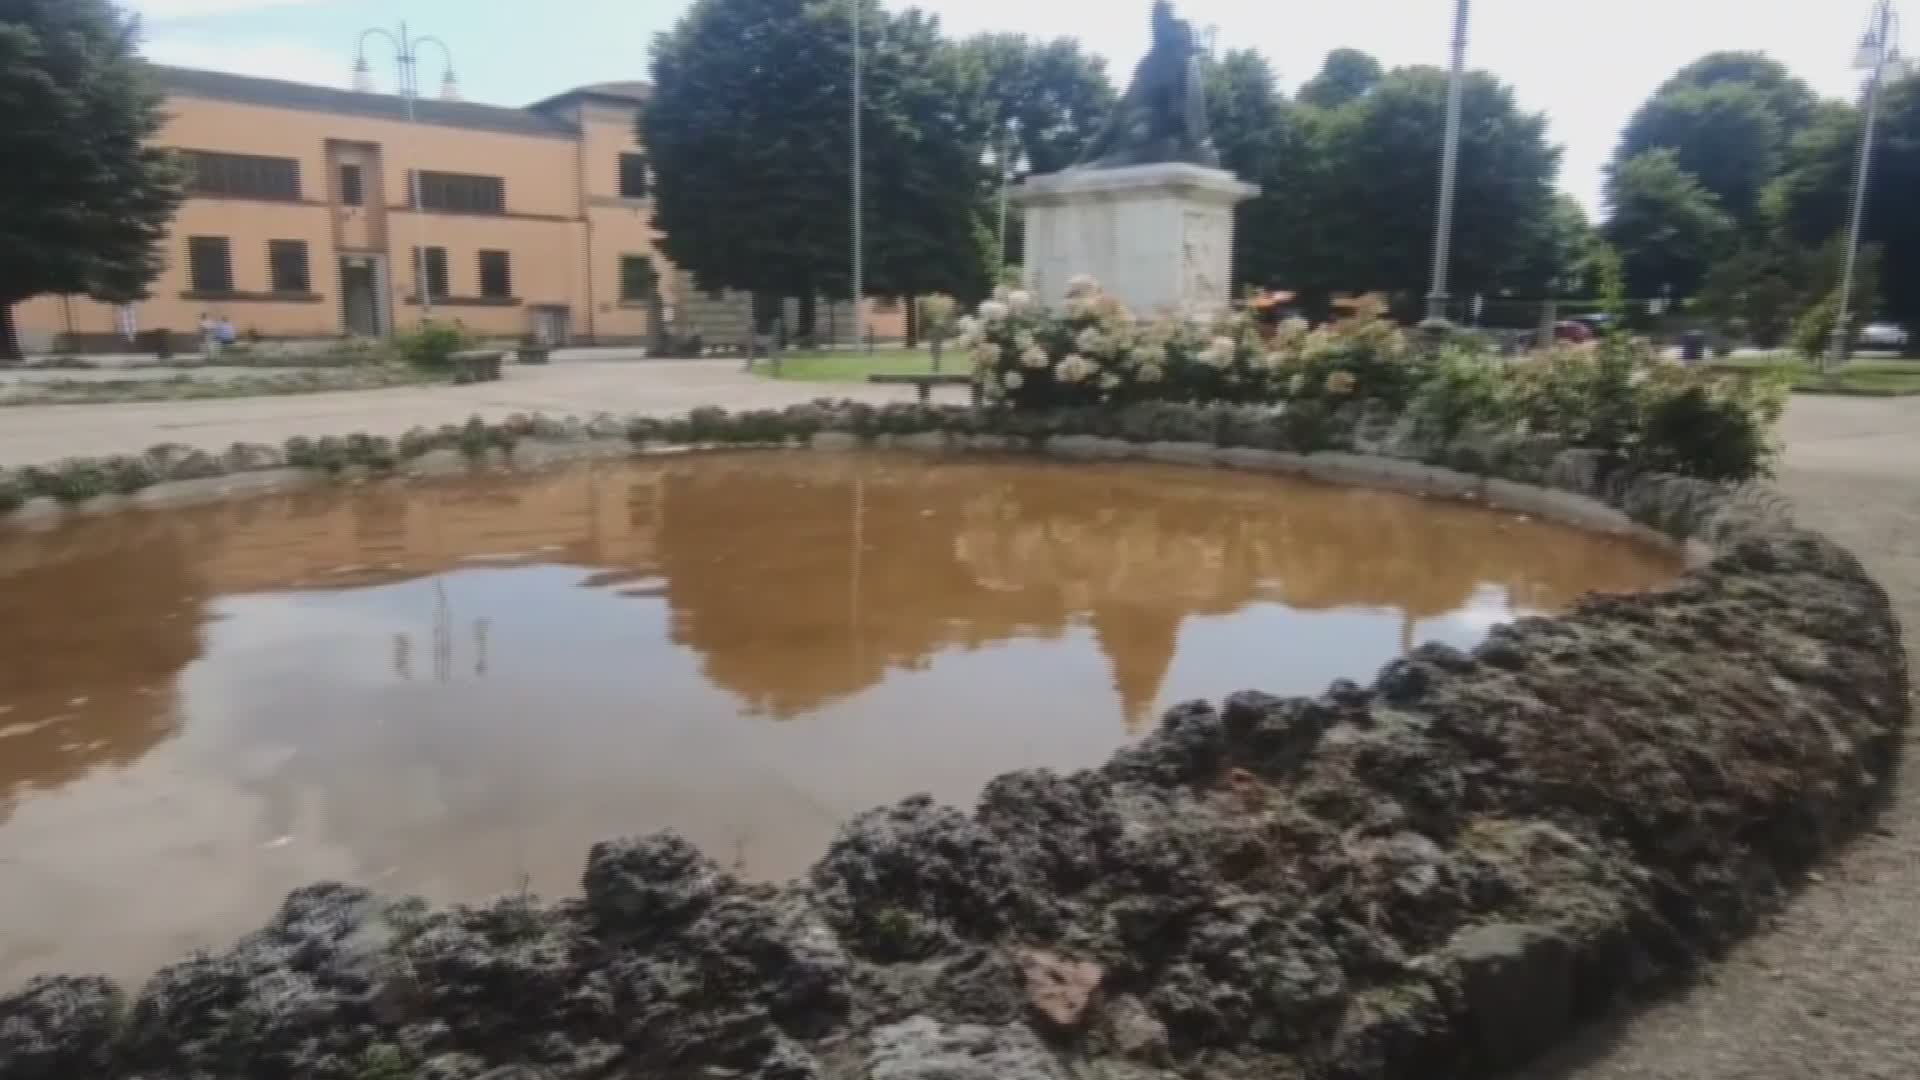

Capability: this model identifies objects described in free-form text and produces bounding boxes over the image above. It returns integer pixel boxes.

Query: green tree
[1617,81,1783,224]
[1657,52,1817,135]
[1311,66,1562,299]
[1762,100,1863,247]
[1868,73,1920,343]
[953,34,1114,176]
[1297,48,1382,109]
[647,0,988,330]
[1603,148,1735,297]
[1202,49,1310,292]
[0,0,183,359]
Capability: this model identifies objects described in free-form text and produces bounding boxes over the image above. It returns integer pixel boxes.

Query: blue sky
[128,0,1879,215]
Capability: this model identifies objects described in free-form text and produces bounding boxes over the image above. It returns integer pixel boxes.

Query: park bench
[449,349,505,384]
[868,372,981,406]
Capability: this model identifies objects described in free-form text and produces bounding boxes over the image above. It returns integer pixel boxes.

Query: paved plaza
[0,359,961,465]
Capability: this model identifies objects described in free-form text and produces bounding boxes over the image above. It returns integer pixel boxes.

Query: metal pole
[1830,0,1896,370]
[1424,0,1471,328]
[851,0,866,353]
[996,132,1011,275]
[397,22,435,323]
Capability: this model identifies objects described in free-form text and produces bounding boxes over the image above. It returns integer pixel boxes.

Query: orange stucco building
[13,66,901,353]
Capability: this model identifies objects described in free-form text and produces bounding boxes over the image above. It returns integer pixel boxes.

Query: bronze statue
[1075,1,1219,170]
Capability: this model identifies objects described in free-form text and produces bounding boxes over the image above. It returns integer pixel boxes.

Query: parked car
[1859,322,1910,350]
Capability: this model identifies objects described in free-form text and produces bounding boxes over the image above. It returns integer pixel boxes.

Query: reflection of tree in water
[653,456,1081,718]
[0,518,209,818]
[656,455,1677,724]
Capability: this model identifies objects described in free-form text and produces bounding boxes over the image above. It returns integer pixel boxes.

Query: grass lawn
[1706,355,1920,396]
[752,348,955,383]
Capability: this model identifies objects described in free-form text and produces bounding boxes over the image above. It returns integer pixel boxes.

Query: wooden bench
[868,372,981,406]
[449,349,505,384]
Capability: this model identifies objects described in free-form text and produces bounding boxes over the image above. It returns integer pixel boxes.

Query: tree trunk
[798,294,817,345]
[0,302,20,363]
[905,299,920,349]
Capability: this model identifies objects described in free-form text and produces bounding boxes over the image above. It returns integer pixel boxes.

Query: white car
[1859,322,1910,350]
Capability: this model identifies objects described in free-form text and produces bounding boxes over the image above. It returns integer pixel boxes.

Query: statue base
[1012,163,1258,318]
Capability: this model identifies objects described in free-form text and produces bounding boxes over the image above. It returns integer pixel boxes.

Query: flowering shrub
[953,277,1417,411]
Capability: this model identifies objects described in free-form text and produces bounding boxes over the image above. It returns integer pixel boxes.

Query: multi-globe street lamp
[353,24,458,323]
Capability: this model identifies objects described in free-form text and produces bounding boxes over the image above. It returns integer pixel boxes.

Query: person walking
[198,312,219,358]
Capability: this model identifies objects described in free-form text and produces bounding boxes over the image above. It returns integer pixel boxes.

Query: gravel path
[1538,393,1920,1079]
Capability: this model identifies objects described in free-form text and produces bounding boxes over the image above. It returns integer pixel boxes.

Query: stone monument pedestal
[1013,162,1258,318]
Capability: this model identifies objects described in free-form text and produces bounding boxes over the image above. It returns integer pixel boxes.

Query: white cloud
[141,34,350,88]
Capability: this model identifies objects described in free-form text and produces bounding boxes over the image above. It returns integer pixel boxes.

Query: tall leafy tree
[1763,100,1863,247]
[1617,81,1783,225]
[1311,67,1562,299]
[954,34,1114,176]
[1296,48,1382,110]
[1658,52,1817,136]
[648,0,987,326]
[0,0,183,359]
[1202,49,1311,292]
[1603,148,1735,297]
[1868,73,1920,342]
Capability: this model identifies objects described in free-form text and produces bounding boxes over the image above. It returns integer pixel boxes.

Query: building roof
[148,65,580,139]
[527,81,652,113]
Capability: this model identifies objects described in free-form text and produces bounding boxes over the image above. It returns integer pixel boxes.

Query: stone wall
[0,410,1907,1080]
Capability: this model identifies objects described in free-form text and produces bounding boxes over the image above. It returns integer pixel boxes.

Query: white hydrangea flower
[1007,289,1035,312]
[1197,335,1237,369]
[1138,363,1165,383]
[955,315,980,337]
[1065,274,1100,298]
[1001,369,1024,391]
[1021,345,1051,369]
[1289,372,1309,395]
[1063,296,1094,319]
[1013,329,1037,352]
[978,299,1011,324]
[1075,327,1106,355]
[1128,343,1164,370]
[1098,372,1121,391]
[1055,354,1097,384]
[973,343,1000,371]
[993,284,1011,302]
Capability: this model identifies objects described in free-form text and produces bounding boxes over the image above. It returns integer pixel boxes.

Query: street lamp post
[1829,0,1902,370]
[995,118,1023,276]
[1423,0,1472,331]
[850,0,867,352]
[355,23,457,325]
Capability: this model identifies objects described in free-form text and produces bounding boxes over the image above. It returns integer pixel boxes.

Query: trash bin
[1680,330,1707,364]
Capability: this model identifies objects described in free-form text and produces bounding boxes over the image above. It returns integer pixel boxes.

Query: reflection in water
[0,453,1677,988]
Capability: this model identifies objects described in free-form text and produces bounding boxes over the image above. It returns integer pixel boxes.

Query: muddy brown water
[0,452,1679,988]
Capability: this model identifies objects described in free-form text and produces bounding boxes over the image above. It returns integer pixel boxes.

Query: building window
[619,256,657,303]
[416,170,505,214]
[618,153,650,200]
[339,163,364,207]
[268,240,311,294]
[181,150,301,201]
[187,236,234,293]
[478,250,512,299]
[412,247,450,300]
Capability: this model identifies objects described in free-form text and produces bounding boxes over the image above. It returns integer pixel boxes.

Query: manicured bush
[393,322,471,370]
